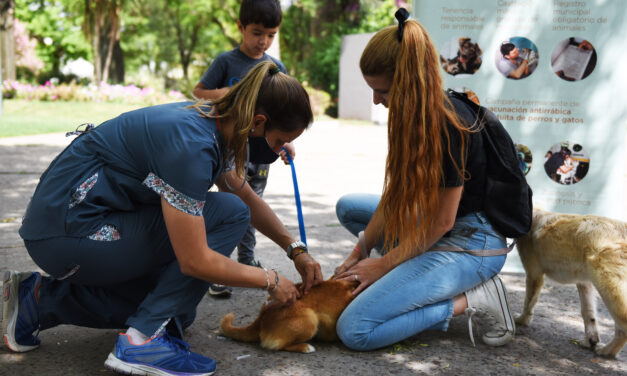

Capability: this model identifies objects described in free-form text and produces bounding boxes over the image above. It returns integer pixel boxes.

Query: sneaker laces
[465,307,478,347]
[153,333,191,355]
[167,334,191,354]
[465,306,502,347]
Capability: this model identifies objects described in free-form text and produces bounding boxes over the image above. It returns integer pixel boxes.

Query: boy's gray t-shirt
[199,47,287,89]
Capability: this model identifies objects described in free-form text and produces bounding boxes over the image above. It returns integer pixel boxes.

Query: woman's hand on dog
[268,271,301,306]
[336,257,389,296]
[293,253,324,295]
[333,247,362,278]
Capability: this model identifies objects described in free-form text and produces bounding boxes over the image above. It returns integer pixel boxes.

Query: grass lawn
[0,100,143,137]
[0,99,375,138]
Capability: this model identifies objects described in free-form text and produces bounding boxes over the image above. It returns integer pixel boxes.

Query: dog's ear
[476,43,483,55]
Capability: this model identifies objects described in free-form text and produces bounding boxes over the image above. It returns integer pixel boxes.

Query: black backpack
[447,89,533,238]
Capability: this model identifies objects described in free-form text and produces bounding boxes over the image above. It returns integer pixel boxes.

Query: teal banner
[412,0,627,220]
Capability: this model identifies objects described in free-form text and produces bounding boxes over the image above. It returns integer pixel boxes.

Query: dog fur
[516,208,627,358]
[440,38,482,75]
[220,279,358,353]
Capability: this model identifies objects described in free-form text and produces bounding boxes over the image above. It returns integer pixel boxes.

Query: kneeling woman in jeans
[334,10,515,351]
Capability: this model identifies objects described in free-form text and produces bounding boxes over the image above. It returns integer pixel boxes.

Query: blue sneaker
[2,270,42,352]
[104,332,217,376]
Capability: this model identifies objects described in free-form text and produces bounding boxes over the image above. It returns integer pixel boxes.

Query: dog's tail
[220,310,262,342]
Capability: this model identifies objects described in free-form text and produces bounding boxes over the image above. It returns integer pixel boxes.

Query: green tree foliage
[65,0,125,83]
[122,0,239,91]
[15,0,90,82]
[14,0,241,87]
[13,0,401,109]
[281,0,399,115]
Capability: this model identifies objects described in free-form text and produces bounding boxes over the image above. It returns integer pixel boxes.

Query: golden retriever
[220,279,357,353]
[516,208,627,358]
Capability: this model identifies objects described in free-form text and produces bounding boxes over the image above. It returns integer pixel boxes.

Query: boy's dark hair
[239,0,282,28]
[500,42,516,57]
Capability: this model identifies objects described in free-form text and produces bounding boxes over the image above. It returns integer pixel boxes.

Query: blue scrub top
[20,101,225,241]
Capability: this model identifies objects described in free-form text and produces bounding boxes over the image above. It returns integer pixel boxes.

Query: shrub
[2,80,185,105]
[304,84,332,116]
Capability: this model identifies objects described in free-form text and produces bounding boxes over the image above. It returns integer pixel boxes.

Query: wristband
[287,241,307,259]
[271,269,279,292]
[353,246,363,257]
[263,267,270,291]
[290,248,308,260]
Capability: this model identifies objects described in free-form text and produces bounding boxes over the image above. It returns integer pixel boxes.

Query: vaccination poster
[412,0,627,221]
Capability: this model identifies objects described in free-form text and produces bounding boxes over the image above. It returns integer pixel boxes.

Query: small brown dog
[516,208,627,358]
[220,279,358,353]
[440,37,483,75]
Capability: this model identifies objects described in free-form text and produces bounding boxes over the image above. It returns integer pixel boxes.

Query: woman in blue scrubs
[2,61,322,376]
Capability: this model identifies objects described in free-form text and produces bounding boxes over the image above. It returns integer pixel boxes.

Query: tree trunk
[174,19,198,80]
[0,0,16,81]
[110,40,124,83]
[92,11,102,83]
[101,3,120,83]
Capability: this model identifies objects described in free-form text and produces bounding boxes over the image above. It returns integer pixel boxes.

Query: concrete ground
[1,121,625,375]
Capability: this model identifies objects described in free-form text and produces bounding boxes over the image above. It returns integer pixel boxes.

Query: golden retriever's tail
[220,312,262,342]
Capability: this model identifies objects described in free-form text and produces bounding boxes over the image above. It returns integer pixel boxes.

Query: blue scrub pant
[24,191,249,338]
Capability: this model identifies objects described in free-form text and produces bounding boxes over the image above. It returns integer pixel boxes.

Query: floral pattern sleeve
[142,172,205,216]
[69,172,98,209]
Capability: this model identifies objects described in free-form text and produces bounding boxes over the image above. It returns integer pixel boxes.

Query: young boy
[193,0,296,298]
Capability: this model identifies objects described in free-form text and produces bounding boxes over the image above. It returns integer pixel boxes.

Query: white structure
[338,33,388,125]
[60,58,94,80]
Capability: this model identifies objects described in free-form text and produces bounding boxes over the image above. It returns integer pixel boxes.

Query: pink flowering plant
[2,80,186,105]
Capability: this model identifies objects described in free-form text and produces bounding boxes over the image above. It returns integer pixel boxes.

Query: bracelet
[271,269,279,292]
[290,248,308,260]
[353,246,362,257]
[263,267,270,291]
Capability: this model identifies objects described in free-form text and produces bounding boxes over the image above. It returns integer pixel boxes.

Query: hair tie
[395,8,410,42]
[269,66,281,75]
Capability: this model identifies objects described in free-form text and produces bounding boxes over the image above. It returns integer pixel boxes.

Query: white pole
[0,42,3,117]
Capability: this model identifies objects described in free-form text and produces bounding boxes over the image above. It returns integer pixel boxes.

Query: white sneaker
[464,276,515,347]
[207,284,232,298]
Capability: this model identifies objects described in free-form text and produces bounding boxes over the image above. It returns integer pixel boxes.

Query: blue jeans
[24,191,249,338]
[335,193,507,351]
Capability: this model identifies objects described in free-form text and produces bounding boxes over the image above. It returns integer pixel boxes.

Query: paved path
[1,123,625,375]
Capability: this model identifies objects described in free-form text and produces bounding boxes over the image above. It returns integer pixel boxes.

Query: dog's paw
[578,337,599,350]
[283,343,317,353]
[585,334,600,350]
[594,343,618,359]
[514,314,532,326]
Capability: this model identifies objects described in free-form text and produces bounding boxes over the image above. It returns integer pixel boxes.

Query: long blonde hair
[360,19,469,254]
[192,61,313,176]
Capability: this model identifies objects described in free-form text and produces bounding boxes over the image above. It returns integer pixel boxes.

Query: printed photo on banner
[439,37,483,76]
[543,141,590,185]
[551,37,597,81]
[495,37,539,80]
[515,143,533,176]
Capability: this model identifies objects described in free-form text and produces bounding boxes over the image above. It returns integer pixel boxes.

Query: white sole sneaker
[2,270,41,352]
[465,276,515,347]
